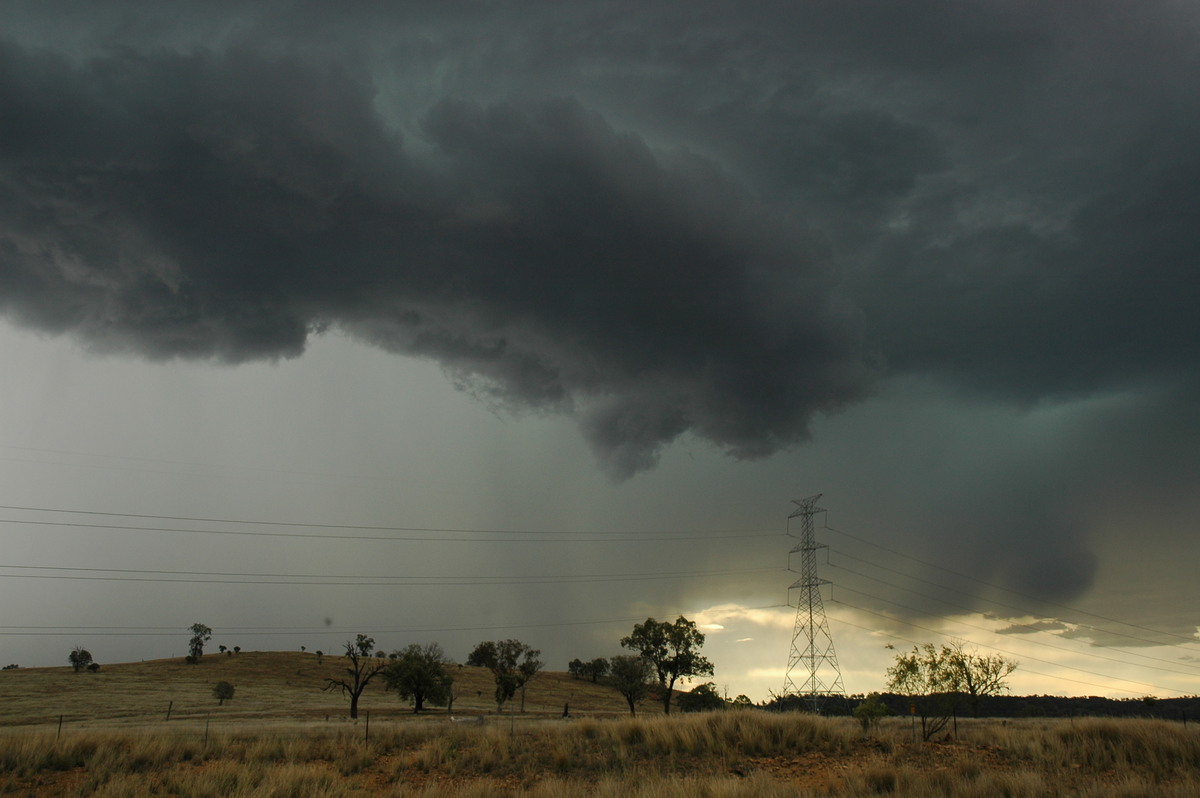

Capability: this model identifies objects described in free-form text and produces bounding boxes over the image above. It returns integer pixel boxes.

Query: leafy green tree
[853,692,889,732]
[383,643,454,713]
[608,654,653,716]
[322,634,388,719]
[732,695,754,708]
[213,681,235,705]
[585,657,609,683]
[187,623,212,663]
[466,639,542,712]
[568,656,610,682]
[677,682,726,712]
[620,616,714,715]
[67,646,93,673]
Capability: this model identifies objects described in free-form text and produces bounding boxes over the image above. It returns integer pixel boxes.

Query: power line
[0,562,779,587]
[0,602,793,638]
[0,505,777,542]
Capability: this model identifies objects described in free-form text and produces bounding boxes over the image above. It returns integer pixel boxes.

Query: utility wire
[0,505,776,543]
[0,602,792,638]
[0,562,778,586]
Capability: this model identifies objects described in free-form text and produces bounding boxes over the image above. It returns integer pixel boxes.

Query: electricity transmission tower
[782,494,845,712]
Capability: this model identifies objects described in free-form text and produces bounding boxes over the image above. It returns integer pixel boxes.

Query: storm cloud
[0,36,871,478]
[3,0,1200,647]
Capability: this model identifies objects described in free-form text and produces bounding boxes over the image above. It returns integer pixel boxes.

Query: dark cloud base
[0,39,871,478]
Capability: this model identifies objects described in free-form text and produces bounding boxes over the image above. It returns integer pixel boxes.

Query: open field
[0,651,642,728]
[3,654,1199,796]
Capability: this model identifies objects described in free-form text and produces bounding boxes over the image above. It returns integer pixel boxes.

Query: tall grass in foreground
[2,713,1198,796]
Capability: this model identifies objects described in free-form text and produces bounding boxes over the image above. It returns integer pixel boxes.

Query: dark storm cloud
[0,38,871,478]
[4,1,1200,484]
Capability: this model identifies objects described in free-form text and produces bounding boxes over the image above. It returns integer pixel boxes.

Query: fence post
[166,701,173,721]
[364,710,370,742]
[57,715,63,740]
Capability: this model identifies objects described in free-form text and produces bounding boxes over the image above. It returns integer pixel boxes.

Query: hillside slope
[0,651,659,728]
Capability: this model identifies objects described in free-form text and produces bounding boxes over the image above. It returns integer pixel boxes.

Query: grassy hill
[0,651,655,729]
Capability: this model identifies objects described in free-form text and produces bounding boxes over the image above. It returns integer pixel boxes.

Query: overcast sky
[2,0,1199,702]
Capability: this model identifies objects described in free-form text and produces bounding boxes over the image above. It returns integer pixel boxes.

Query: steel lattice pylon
[782,494,845,712]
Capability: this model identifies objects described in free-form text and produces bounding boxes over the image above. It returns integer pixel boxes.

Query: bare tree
[322,634,388,719]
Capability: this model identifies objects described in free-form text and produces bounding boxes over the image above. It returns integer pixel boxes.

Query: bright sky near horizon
[2,1,1200,703]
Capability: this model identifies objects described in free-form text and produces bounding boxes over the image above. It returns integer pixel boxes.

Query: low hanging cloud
[3,0,1200,486]
[0,40,872,478]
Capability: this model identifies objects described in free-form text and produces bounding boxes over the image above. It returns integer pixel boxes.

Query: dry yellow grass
[3,654,1200,796]
[0,651,652,728]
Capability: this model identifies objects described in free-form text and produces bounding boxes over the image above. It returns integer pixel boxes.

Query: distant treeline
[767,693,1200,721]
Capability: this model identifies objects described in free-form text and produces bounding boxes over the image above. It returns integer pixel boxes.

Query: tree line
[79,620,1170,727]
[315,615,715,719]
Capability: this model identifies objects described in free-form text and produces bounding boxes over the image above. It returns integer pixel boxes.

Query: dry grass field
[0,651,639,728]
[3,653,1199,796]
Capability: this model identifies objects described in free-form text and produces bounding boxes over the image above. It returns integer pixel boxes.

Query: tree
[887,644,953,740]
[943,640,1018,718]
[213,681,235,705]
[322,634,389,719]
[67,646,93,673]
[517,648,544,712]
[608,654,653,716]
[620,616,714,715]
[678,682,727,712]
[585,657,609,683]
[383,643,454,713]
[567,657,609,682]
[187,623,212,663]
[853,692,889,732]
[466,639,542,712]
